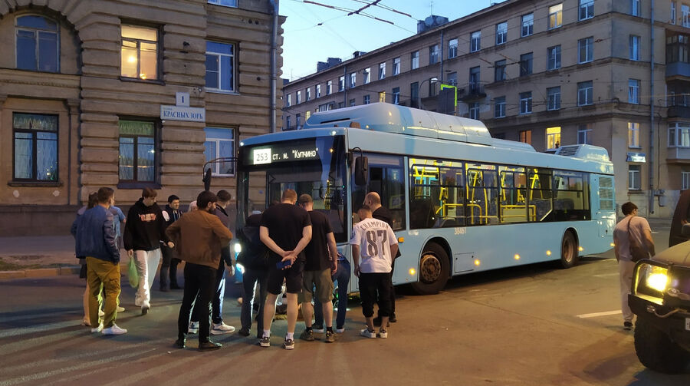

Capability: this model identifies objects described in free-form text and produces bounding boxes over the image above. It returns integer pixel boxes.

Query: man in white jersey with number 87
[351,204,398,339]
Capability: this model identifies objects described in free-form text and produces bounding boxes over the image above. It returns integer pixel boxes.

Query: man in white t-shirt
[350,204,398,339]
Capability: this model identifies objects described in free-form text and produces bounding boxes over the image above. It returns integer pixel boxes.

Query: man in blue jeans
[314,253,350,333]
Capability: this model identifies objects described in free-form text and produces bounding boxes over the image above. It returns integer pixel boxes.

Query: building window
[494,60,506,82]
[393,87,400,105]
[578,37,594,63]
[520,91,532,114]
[447,71,458,86]
[547,87,561,110]
[306,87,311,101]
[669,123,690,147]
[546,127,561,150]
[448,38,458,58]
[121,25,159,80]
[378,92,385,103]
[118,120,156,182]
[208,0,237,7]
[519,129,532,144]
[411,51,420,69]
[496,22,508,45]
[363,68,371,84]
[327,80,332,95]
[629,165,641,190]
[429,44,439,64]
[470,31,481,52]
[15,15,59,73]
[350,72,356,88]
[578,124,593,144]
[363,95,370,105]
[411,82,419,106]
[630,35,640,60]
[318,103,332,112]
[522,14,534,37]
[393,57,401,75]
[578,81,593,106]
[628,122,640,147]
[379,62,386,80]
[628,79,640,104]
[429,77,439,97]
[579,0,594,21]
[549,4,563,29]
[285,116,291,130]
[205,41,236,92]
[316,84,321,98]
[296,90,302,104]
[338,76,345,91]
[469,103,480,120]
[672,2,677,24]
[547,45,561,70]
[469,67,480,91]
[349,99,355,107]
[286,94,291,107]
[520,53,533,76]
[13,113,58,181]
[338,102,345,109]
[494,96,506,118]
[295,114,301,129]
[683,171,690,190]
[204,128,235,176]
[631,0,641,17]
[684,5,690,27]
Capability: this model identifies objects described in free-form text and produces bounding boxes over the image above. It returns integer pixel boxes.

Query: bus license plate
[686,318,690,331]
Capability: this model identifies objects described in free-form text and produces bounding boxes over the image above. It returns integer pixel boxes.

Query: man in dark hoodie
[160,194,183,291]
[124,188,173,315]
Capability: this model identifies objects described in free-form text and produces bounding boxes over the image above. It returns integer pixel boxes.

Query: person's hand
[228,264,236,276]
[331,260,338,275]
[167,241,174,248]
[354,265,360,277]
[127,249,134,257]
[281,251,296,263]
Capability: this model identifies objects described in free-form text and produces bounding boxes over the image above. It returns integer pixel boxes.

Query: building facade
[0,0,284,235]
[283,0,690,218]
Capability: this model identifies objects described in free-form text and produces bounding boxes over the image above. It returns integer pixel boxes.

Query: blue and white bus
[237,103,616,294]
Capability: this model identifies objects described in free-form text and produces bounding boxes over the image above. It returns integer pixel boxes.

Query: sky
[279,0,506,81]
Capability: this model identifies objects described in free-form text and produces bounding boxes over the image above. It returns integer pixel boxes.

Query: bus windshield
[240,136,348,242]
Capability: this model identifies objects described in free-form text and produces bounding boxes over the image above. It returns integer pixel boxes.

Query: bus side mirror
[355,156,368,186]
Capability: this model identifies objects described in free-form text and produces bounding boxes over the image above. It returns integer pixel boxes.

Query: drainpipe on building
[649,0,656,215]
[269,0,279,133]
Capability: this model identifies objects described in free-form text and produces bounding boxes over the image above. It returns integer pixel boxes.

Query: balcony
[667,147,690,162]
[667,62,690,79]
[668,105,690,119]
[458,83,486,102]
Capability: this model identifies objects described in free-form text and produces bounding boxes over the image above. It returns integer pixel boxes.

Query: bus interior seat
[410,198,435,229]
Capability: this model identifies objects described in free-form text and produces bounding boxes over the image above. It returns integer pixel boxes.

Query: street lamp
[418,77,438,110]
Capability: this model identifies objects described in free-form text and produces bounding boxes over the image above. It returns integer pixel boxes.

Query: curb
[0,266,80,281]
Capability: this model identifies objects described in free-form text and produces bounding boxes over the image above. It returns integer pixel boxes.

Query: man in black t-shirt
[297,194,338,344]
[259,189,312,350]
[365,192,400,326]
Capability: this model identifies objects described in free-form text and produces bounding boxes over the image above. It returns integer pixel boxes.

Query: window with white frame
[448,38,458,58]
[669,123,690,147]
[496,22,507,45]
[13,113,59,181]
[629,165,641,190]
[629,122,640,147]
[547,45,561,70]
[286,94,291,107]
[118,120,156,183]
[429,45,439,64]
[296,90,302,104]
[338,76,345,91]
[411,51,419,69]
[318,103,332,112]
[15,15,59,73]
[494,60,506,82]
[204,128,235,176]
[306,87,311,101]
[393,87,400,104]
[578,124,593,144]
[470,31,481,52]
[363,95,370,105]
[520,91,532,114]
[350,72,356,88]
[327,80,332,95]
[393,57,401,75]
[578,37,594,63]
[684,5,690,27]
[522,14,533,37]
[579,0,594,21]
[631,0,641,17]
[495,96,506,118]
[683,171,690,190]
[316,84,321,98]
[629,79,640,104]
[363,68,370,84]
[547,87,561,110]
[208,0,237,7]
[630,35,640,60]
[379,62,386,80]
[469,102,480,119]
[578,81,593,106]
[546,127,561,149]
[549,4,563,29]
[672,2,677,24]
[122,25,159,81]
[205,41,234,91]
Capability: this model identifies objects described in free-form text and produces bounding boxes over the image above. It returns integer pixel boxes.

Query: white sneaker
[211,322,236,335]
[117,306,125,313]
[378,329,388,339]
[336,328,345,334]
[360,328,376,339]
[135,298,142,307]
[188,321,199,334]
[102,324,127,335]
[91,323,104,333]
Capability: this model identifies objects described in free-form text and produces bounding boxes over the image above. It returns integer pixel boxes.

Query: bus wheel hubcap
[420,254,441,283]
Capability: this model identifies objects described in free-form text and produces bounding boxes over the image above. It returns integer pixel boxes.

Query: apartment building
[0,0,284,235]
[283,0,690,218]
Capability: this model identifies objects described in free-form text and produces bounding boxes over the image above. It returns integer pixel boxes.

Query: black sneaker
[259,336,271,347]
[283,338,295,350]
[623,321,633,330]
[389,313,397,323]
[174,338,186,348]
[238,328,250,337]
[199,341,222,351]
[300,329,314,341]
[312,324,324,333]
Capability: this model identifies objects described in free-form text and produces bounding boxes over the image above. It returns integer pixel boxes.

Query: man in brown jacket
[166,191,233,350]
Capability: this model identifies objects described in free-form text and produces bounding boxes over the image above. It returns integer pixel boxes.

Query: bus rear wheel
[559,231,579,269]
[411,243,449,295]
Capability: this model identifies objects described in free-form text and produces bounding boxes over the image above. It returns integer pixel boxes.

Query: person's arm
[158,208,173,247]
[327,232,338,274]
[123,208,135,255]
[210,215,233,246]
[352,244,361,277]
[390,244,399,260]
[70,215,80,237]
[103,213,120,263]
[643,228,656,256]
[260,226,286,256]
[284,225,312,263]
[613,233,620,262]
[165,220,181,246]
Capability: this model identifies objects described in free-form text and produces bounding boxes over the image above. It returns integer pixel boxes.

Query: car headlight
[646,271,669,293]
[634,263,669,302]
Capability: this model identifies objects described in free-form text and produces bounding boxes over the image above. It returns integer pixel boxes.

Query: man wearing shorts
[297,194,338,344]
[259,189,312,350]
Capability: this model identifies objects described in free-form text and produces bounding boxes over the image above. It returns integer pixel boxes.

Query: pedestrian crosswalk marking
[576,310,621,318]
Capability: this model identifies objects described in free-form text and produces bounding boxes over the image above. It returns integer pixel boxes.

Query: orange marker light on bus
[546,250,552,256]
[409,268,416,276]
[578,246,584,252]
[398,237,404,243]
[514,254,520,260]
[610,242,615,247]
[474,259,481,266]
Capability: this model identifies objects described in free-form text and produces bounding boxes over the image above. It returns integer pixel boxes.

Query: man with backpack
[236,212,269,338]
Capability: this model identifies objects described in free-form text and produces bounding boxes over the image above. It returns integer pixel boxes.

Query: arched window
[15,15,59,72]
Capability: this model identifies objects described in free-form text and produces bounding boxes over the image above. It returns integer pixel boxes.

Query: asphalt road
[0,225,689,386]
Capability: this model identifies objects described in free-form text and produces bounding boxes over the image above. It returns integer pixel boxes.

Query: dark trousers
[359,272,392,318]
[160,246,181,289]
[178,263,216,342]
[240,268,268,335]
[191,261,226,324]
[315,258,350,329]
[378,259,396,318]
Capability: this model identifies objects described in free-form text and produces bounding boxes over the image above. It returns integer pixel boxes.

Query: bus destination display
[249,141,320,165]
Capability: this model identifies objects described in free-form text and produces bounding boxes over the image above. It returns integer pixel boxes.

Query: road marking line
[576,310,621,318]
[593,273,619,278]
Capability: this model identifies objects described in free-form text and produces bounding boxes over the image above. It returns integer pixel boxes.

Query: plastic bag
[128,257,139,288]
